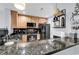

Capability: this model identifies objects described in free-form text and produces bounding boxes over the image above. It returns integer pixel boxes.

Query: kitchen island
[0,39,76,55]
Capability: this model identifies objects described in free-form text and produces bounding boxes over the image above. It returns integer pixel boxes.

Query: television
[27,23,36,27]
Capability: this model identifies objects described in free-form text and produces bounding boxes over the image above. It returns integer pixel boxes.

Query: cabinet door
[21,35,27,42]
[11,10,18,28]
[32,17,39,27]
[17,15,27,28]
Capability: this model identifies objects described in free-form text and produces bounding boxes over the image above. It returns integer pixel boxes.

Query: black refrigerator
[39,24,50,39]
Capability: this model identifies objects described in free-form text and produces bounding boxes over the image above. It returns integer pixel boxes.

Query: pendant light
[14,3,26,10]
[53,3,63,16]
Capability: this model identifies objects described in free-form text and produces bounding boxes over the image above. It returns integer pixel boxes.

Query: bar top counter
[0,39,76,55]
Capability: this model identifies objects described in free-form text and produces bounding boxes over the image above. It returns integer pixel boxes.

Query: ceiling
[0,3,56,17]
[0,3,75,17]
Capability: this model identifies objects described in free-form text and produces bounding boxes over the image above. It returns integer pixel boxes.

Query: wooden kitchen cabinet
[11,10,47,28]
[17,15,27,28]
[21,35,27,43]
[38,18,47,24]
[31,17,39,27]
[11,10,18,28]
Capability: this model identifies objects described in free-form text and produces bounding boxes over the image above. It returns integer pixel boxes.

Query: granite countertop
[0,39,76,55]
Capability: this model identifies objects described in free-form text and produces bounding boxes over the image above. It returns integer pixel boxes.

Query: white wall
[0,8,12,34]
[0,9,7,28]
[47,3,76,39]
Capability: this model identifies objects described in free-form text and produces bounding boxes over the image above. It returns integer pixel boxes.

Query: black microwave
[27,23,36,27]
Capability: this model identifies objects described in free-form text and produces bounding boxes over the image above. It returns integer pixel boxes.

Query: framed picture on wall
[53,16,60,27]
[53,9,66,28]
[60,14,66,27]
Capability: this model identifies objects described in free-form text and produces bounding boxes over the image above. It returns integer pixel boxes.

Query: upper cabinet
[11,11,48,28]
[17,15,27,28]
[38,18,47,24]
[11,10,18,28]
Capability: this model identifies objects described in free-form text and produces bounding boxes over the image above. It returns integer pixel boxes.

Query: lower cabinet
[21,35,27,43]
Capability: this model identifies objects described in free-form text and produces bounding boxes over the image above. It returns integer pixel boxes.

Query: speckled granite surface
[0,39,75,55]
